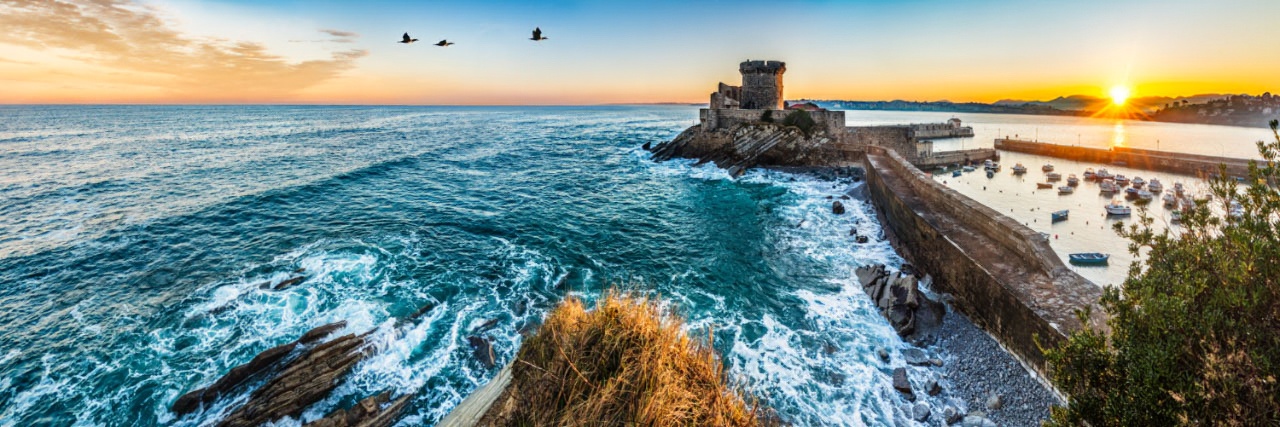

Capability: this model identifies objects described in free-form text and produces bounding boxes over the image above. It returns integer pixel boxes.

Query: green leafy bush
[1044,121,1280,426]
[781,109,816,135]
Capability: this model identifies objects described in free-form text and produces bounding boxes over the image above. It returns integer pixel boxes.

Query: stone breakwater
[995,138,1255,178]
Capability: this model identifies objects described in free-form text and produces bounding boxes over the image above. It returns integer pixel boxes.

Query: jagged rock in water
[171,321,346,415]
[216,329,375,427]
[926,379,943,396]
[832,201,845,214]
[902,348,929,366]
[468,335,496,369]
[303,390,412,427]
[854,264,945,341]
[892,367,913,395]
[912,403,931,422]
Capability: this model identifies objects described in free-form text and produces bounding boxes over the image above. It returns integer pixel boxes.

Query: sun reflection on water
[1112,121,1126,147]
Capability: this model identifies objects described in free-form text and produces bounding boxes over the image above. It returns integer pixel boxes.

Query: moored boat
[962,165,976,172]
[1174,182,1185,196]
[1083,168,1096,180]
[1011,163,1028,174]
[1148,178,1163,193]
[1069,253,1110,265]
[1170,210,1182,223]
[1067,174,1079,186]
[1059,186,1075,194]
[986,170,994,178]
[1106,202,1132,216]
[1124,187,1139,199]
[1135,190,1154,204]
[1114,174,1129,186]
[952,170,962,177]
[1046,172,1062,181]
[1162,192,1177,207]
[1037,182,1054,189]
[1052,210,1069,222]
[1099,179,1119,194]
[1132,176,1145,188]
[1042,163,1054,172]
[1096,168,1114,180]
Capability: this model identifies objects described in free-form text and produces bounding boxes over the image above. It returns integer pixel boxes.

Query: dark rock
[855,235,869,244]
[877,347,890,362]
[215,327,373,427]
[849,228,857,236]
[468,335,496,369]
[912,403,931,422]
[171,321,346,416]
[293,267,306,274]
[926,379,943,396]
[944,406,963,425]
[642,142,651,151]
[902,348,929,366]
[841,195,850,200]
[930,358,944,367]
[892,367,912,395]
[409,303,436,321]
[985,393,1003,411]
[304,390,411,427]
[832,201,845,214]
[474,318,501,333]
[272,276,306,291]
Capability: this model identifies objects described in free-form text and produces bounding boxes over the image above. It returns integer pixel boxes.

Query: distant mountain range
[993,94,1230,112]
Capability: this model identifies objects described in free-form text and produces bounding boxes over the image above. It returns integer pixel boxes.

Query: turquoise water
[0,106,919,426]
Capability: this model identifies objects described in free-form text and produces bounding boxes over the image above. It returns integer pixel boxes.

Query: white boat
[1115,175,1129,186]
[1067,174,1079,186]
[1230,200,1244,219]
[1046,172,1062,181]
[1131,177,1145,188]
[1148,178,1163,193]
[1059,186,1075,194]
[1174,182,1185,196]
[1096,168,1114,180]
[1099,179,1119,194]
[1106,202,1132,216]
[1042,163,1055,172]
[983,159,994,169]
[1135,190,1154,204]
[1171,210,1182,224]
[962,165,976,172]
[1083,168,1096,180]
[1162,192,1177,207]
[1011,163,1028,174]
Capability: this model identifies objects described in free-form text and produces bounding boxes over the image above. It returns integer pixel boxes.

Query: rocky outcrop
[855,264,945,342]
[217,329,375,427]
[304,390,412,427]
[649,122,848,177]
[171,321,406,427]
[171,321,347,415]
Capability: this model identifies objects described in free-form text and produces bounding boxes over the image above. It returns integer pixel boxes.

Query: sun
[1109,85,1131,106]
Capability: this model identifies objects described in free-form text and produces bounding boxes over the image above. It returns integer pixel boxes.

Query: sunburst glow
[1109,85,1131,106]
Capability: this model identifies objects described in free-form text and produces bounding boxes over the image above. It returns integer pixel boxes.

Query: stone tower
[739,60,786,110]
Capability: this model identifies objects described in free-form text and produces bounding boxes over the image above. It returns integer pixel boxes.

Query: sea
[0,105,1268,426]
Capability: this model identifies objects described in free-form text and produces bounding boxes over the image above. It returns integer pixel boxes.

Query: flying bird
[435,39,455,47]
[399,33,418,44]
[530,27,548,41]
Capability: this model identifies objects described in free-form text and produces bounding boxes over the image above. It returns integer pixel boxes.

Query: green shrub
[1044,120,1280,426]
[781,109,816,135]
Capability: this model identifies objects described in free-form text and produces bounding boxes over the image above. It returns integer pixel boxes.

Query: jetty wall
[995,138,1254,178]
[863,145,1102,378]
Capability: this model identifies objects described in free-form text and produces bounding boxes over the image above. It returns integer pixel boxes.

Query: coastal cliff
[650,119,853,176]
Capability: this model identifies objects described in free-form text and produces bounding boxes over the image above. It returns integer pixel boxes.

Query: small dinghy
[1069,253,1110,265]
[1011,163,1028,174]
[1051,210,1069,222]
[1066,174,1079,186]
[1042,163,1054,172]
[1058,186,1075,195]
[1046,172,1062,181]
[1037,182,1054,189]
[952,170,962,177]
[1148,178,1163,193]
[986,170,995,178]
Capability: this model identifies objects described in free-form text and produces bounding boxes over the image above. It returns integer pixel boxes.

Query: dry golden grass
[491,292,764,426]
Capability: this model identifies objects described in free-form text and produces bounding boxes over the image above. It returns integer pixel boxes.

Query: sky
[1,0,1277,105]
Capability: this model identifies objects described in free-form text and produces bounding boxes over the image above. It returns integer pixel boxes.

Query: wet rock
[944,405,963,424]
[902,348,929,366]
[930,358,944,367]
[841,195,850,200]
[985,393,1003,411]
[474,318,501,333]
[468,335,496,369]
[926,379,943,396]
[877,347,890,362]
[855,235,869,244]
[272,276,306,291]
[642,142,651,151]
[854,264,945,341]
[912,403,931,422]
[409,303,436,320]
[963,415,997,427]
[892,368,912,395]
[171,321,346,415]
[216,327,374,427]
[832,200,845,214]
[304,390,411,427]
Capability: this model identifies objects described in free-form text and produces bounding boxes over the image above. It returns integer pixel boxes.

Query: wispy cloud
[0,0,367,101]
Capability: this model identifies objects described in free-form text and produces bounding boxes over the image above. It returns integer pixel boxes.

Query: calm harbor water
[838,110,1271,287]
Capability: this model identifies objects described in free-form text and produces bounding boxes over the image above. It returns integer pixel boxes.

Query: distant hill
[996,94,1231,112]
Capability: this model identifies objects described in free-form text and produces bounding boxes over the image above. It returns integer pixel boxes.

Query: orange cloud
[0,0,367,102]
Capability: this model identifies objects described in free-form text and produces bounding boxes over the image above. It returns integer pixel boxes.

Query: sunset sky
[2,0,1277,105]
